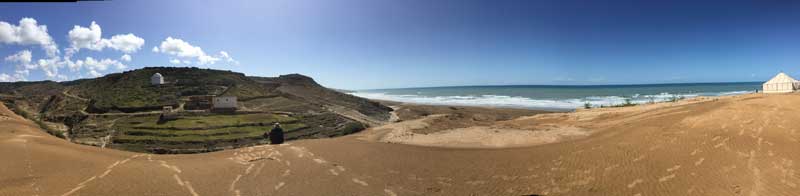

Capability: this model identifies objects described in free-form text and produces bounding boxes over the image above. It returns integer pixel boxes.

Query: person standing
[267,122,284,144]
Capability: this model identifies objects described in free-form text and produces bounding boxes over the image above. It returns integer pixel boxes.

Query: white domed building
[151,73,165,85]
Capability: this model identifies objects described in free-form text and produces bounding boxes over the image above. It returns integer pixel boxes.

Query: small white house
[763,72,800,93]
[212,96,237,109]
[151,73,165,85]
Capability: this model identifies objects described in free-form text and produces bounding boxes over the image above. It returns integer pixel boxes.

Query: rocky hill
[0,67,392,153]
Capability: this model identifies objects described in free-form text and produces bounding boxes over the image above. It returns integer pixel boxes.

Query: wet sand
[3,93,800,195]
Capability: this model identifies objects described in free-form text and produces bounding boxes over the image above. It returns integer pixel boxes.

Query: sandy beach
[3,92,800,195]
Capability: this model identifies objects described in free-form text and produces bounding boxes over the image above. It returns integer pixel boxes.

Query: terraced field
[110,113,307,153]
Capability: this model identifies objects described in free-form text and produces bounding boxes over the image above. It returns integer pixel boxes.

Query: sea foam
[351,90,752,110]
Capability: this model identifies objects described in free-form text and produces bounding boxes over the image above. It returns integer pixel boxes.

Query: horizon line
[356,81,764,91]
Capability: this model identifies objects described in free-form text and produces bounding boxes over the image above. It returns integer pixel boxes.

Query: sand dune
[3,93,800,195]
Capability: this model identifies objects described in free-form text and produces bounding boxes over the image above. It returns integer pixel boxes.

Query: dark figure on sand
[265,123,284,145]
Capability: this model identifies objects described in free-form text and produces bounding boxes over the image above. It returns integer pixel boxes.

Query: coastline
[359,92,759,149]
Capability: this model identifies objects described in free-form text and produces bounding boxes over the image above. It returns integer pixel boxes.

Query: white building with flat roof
[212,96,237,109]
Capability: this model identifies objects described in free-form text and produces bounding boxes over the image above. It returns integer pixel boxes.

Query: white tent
[763,72,799,93]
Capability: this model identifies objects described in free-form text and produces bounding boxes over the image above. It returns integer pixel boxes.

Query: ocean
[351,82,762,111]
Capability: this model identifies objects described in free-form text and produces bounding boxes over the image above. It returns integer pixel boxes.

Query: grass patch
[113,113,306,144]
[120,113,296,129]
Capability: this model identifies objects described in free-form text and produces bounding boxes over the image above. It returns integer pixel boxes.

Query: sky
[1,0,800,90]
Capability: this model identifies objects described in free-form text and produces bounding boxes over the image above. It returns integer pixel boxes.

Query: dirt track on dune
[3,93,800,195]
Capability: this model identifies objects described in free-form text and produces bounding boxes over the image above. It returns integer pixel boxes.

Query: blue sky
[1,0,800,89]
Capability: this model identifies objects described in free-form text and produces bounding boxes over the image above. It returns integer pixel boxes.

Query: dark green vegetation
[0,67,392,153]
[111,113,307,153]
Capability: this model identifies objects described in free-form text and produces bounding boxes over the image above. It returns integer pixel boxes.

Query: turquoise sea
[352,82,762,111]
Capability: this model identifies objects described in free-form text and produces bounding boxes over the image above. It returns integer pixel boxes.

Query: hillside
[0,67,392,153]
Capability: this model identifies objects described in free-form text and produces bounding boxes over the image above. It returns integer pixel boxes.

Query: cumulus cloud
[107,33,145,53]
[1,19,142,81]
[4,50,36,81]
[0,73,14,82]
[69,56,127,73]
[66,21,104,52]
[154,37,236,65]
[218,51,239,65]
[36,56,65,78]
[0,18,59,57]
[66,21,144,55]
[5,50,34,68]
[120,54,131,62]
[156,37,206,57]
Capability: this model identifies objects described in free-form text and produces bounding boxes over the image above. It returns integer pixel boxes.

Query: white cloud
[156,37,206,58]
[5,50,33,65]
[0,18,59,57]
[197,55,220,65]
[108,33,144,53]
[66,21,104,52]
[88,70,102,77]
[120,54,131,62]
[154,37,234,65]
[66,21,144,55]
[4,50,37,81]
[36,56,64,78]
[0,73,12,82]
[218,51,239,65]
[0,72,27,82]
[79,57,127,71]
[169,59,181,64]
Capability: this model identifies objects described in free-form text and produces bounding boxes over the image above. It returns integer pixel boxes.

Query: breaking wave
[351,90,754,111]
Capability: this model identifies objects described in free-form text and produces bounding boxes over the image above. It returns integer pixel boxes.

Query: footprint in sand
[604,164,620,172]
[313,158,327,164]
[275,182,285,190]
[627,179,643,188]
[695,158,705,166]
[667,165,681,172]
[282,169,291,177]
[466,180,487,185]
[328,169,340,176]
[384,189,398,196]
[352,178,369,186]
[632,155,646,162]
[690,149,700,156]
[659,174,676,182]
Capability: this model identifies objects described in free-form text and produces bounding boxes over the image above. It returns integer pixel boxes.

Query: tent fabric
[763,72,800,93]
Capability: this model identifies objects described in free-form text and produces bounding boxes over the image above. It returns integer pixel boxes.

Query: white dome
[151,73,164,85]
